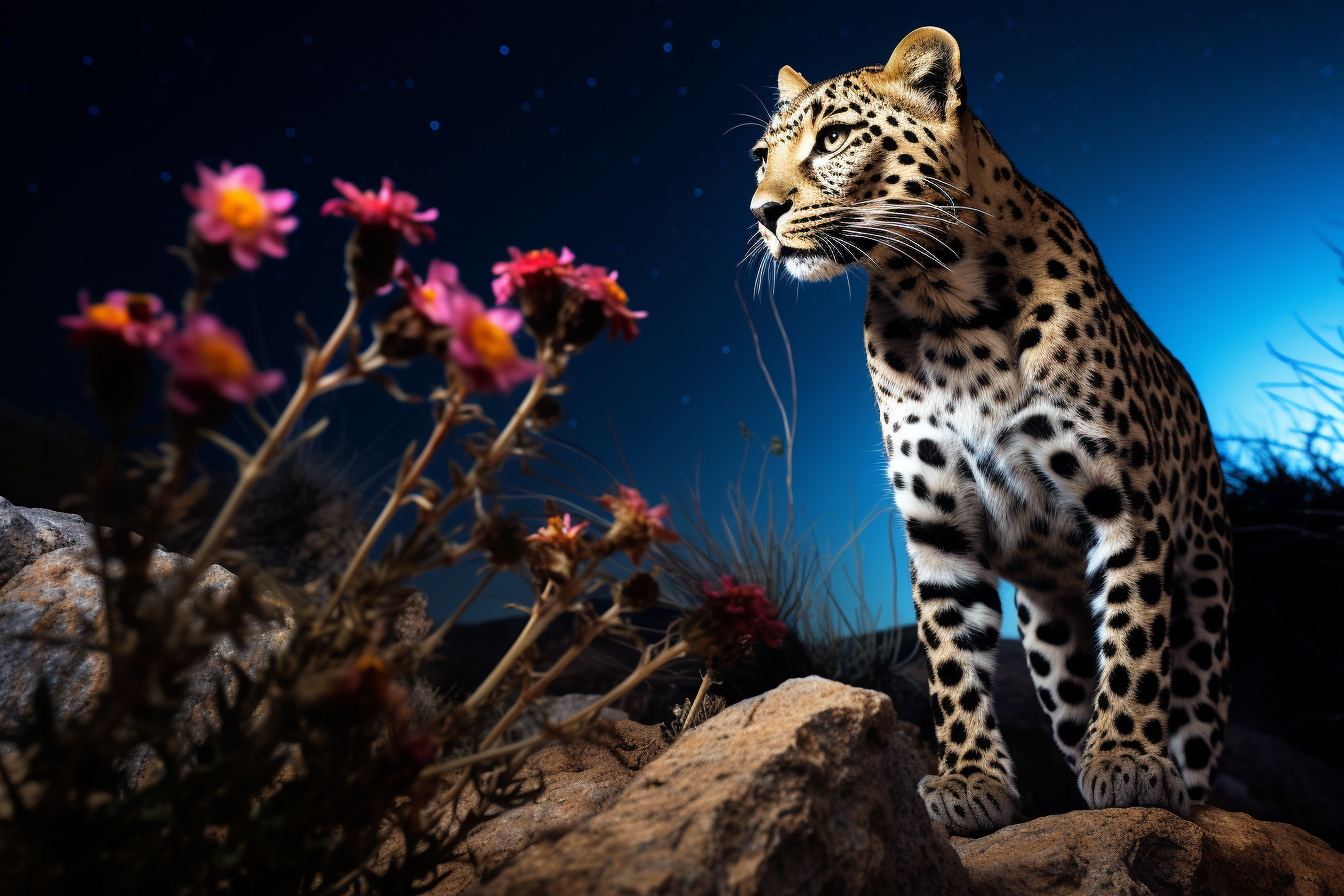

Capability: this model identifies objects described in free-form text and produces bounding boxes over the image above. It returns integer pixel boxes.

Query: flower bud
[614,570,661,611]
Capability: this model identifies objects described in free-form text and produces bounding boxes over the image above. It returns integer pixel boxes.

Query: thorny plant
[0,162,786,894]
[651,282,920,714]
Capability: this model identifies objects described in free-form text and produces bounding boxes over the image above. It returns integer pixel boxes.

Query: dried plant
[0,163,786,893]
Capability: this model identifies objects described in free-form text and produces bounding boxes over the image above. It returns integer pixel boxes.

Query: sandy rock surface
[471,675,969,896]
[954,804,1344,896]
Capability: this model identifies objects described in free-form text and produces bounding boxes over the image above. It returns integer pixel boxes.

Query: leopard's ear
[777,65,810,106]
[883,27,965,120]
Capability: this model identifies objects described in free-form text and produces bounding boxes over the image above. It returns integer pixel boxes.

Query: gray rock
[0,496,94,588]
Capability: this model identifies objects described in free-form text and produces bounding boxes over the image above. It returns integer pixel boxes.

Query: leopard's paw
[1079,749,1189,816]
[918,772,1022,837]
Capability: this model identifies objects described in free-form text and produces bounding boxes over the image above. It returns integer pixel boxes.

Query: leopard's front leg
[1025,420,1189,815]
[892,429,1022,836]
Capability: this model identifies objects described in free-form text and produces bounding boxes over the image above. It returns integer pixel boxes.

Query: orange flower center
[87,303,130,329]
[194,334,255,380]
[420,284,441,307]
[604,281,629,306]
[469,316,518,368]
[217,187,265,231]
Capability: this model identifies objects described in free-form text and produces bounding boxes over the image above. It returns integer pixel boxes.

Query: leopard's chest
[867,328,1091,592]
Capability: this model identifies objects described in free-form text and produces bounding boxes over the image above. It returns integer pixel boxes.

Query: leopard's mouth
[774,240,866,281]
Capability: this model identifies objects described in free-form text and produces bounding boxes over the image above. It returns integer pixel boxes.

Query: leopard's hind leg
[1167,507,1233,802]
[1015,587,1097,771]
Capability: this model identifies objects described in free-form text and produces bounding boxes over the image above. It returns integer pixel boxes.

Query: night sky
[3,2,1341,633]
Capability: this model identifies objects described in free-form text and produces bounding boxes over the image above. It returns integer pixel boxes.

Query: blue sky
[3,1,1340,635]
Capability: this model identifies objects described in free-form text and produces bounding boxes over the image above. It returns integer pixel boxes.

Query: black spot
[882,136,898,151]
[1017,278,1035,296]
[1018,327,1042,352]
[1138,573,1163,606]
[1183,736,1212,770]
[922,622,941,650]
[950,720,968,744]
[917,438,947,467]
[1189,641,1212,670]
[1142,719,1164,744]
[1067,651,1098,678]
[1047,259,1068,279]
[1109,664,1130,697]
[1037,687,1057,711]
[1036,619,1071,645]
[1114,712,1134,735]
[1058,680,1087,705]
[1028,650,1052,677]
[1022,414,1054,439]
[1050,451,1081,478]
[1017,601,1032,625]
[1191,578,1219,598]
[1202,605,1224,633]
[1083,485,1124,519]
[908,519,969,554]
[959,689,982,712]
[1125,626,1149,659]
[1019,237,1037,253]
[934,606,965,628]
[937,659,964,686]
[1142,531,1161,562]
[1034,303,1056,322]
[1172,669,1201,697]
[1106,584,1132,605]
[1057,719,1086,747]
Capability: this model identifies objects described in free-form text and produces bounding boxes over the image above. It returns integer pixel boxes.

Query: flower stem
[679,665,716,738]
[322,388,464,620]
[187,295,363,577]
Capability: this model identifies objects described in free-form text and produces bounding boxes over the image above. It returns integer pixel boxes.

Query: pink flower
[563,264,648,343]
[158,313,285,415]
[59,290,175,348]
[439,288,541,394]
[490,246,576,304]
[320,177,439,245]
[598,485,679,566]
[394,258,473,327]
[700,575,788,649]
[526,513,590,551]
[182,161,298,271]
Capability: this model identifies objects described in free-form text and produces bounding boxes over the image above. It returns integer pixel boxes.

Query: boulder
[0,510,291,737]
[402,719,668,895]
[471,676,970,896]
[953,804,1344,896]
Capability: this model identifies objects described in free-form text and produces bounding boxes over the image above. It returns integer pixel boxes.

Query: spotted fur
[749,28,1232,836]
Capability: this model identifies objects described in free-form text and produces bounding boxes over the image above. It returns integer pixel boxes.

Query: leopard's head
[750,27,972,281]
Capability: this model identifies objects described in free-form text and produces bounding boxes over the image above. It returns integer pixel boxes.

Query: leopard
[748,27,1232,836]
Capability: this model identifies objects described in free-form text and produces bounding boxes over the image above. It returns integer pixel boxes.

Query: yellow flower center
[194,334,255,380]
[421,285,440,307]
[469,316,518,368]
[217,187,265,231]
[87,303,130,329]
[604,281,629,306]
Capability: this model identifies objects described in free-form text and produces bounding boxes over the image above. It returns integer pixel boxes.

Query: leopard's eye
[817,125,852,154]
[752,146,768,167]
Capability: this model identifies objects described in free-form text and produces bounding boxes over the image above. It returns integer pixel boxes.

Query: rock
[953,804,1344,896]
[472,676,970,896]
[402,719,668,895]
[0,532,291,740]
[0,497,92,588]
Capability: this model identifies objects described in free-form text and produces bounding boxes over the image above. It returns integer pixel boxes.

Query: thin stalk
[324,388,465,619]
[188,295,364,575]
[414,568,497,660]
[678,665,716,739]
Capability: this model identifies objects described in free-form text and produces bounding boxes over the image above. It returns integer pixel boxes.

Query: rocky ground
[3,496,1342,894]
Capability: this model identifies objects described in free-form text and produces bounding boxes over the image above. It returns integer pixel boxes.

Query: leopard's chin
[781,251,850,282]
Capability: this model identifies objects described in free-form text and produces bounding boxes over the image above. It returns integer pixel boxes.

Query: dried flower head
[320,177,439,245]
[473,513,530,567]
[60,289,175,349]
[613,570,661,611]
[682,575,788,664]
[158,313,285,416]
[527,395,565,430]
[598,485,679,566]
[563,264,648,343]
[183,161,298,271]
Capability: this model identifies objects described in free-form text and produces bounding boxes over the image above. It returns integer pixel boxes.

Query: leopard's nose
[752,198,793,234]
